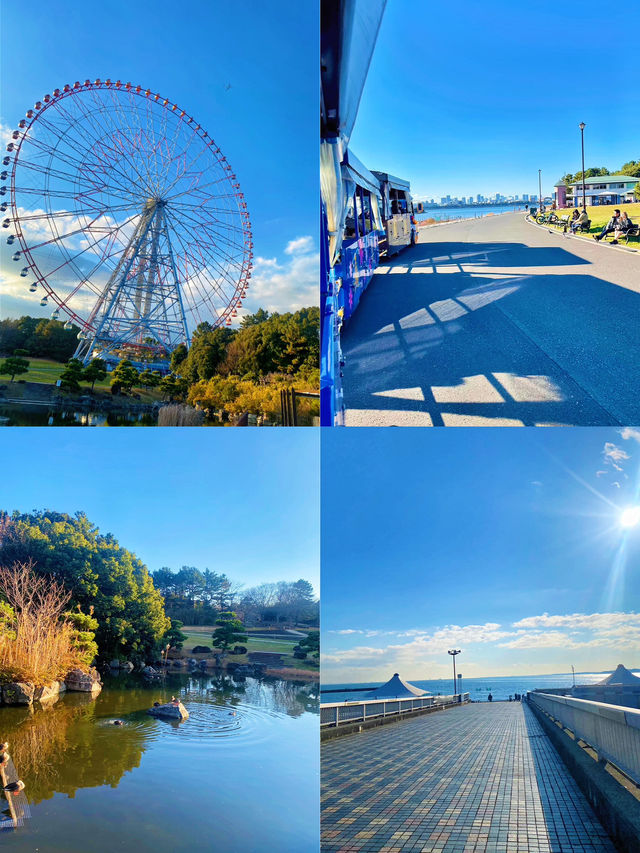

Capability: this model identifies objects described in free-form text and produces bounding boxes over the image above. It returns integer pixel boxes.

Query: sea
[416,204,529,223]
[320,671,628,703]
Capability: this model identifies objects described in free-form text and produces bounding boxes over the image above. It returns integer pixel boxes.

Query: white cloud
[603,442,630,472]
[239,238,318,316]
[284,235,314,256]
[620,427,640,444]
[512,611,640,631]
[323,612,640,678]
[0,120,12,145]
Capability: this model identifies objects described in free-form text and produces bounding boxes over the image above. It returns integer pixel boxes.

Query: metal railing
[529,692,640,785]
[320,693,469,728]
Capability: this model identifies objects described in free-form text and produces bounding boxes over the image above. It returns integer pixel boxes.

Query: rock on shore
[65,668,102,695]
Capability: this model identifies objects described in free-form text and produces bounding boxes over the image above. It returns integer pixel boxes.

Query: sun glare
[620,506,640,529]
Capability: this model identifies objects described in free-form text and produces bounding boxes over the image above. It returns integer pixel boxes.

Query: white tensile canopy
[365,673,429,699]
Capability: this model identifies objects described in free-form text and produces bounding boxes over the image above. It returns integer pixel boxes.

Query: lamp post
[448,649,461,696]
[579,122,586,211]
[538,169,542,211]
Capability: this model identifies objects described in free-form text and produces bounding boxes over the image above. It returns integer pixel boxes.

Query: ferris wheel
[2,78,253,366]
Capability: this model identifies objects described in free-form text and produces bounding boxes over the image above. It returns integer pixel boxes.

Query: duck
[112,719,124,726]
[3,780,25,795]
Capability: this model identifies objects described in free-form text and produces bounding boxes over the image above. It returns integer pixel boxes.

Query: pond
[0,404,157,427]
[0,673,319,851]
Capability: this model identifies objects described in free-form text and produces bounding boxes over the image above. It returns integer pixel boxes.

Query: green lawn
[551,202,640,242]
[2,357,163,401]
[180,626,319,670]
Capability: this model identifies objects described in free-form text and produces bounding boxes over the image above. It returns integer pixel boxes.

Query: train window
[344,193,357,238]
[355,191,363,237]
[362,192,373,232]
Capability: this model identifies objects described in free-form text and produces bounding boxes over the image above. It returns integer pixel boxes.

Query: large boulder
[2,682,35,705]
[109,659,120,669]
[192,645,211,654]
[65,668,102,695]
[120,661,134,673]
[148,701,189,720]
[34,681,61,704]
[141,666,157,677]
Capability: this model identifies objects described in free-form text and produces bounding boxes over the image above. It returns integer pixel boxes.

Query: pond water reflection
[0,673,319,852]
[0,404,156,427]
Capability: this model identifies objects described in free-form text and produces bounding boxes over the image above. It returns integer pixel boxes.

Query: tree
[170,343,188,373]
[296,631,319,659]
[163,619,188,651]
[240,308,270,328]
[65,605,99,667]
[82,358,107,391]
[211,611,248,656]
[59,358,84,393]
[619,160,640,178]
[0,356,29,382]
[139,369,161,390]
[159,373,187,402]
[110,359,139,393]
[0,511,170,662]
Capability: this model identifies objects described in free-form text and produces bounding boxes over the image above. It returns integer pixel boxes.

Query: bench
[602,223,639,245]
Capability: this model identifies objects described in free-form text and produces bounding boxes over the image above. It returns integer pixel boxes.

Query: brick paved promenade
[321,702,615,852]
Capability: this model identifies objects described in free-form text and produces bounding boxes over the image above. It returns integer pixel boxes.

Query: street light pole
[448,649,461,696]
[538,169,542,211]
[579,122,586,211]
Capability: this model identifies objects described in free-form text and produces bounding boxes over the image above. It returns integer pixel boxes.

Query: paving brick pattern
[321,702,615,852]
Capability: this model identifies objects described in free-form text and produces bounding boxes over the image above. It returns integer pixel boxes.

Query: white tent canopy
[365,673,429,699]
[597,664,640,686]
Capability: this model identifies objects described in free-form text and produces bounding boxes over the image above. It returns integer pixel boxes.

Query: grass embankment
[2,358,162,402]
[180,626,319,673]
[553,202,640,242]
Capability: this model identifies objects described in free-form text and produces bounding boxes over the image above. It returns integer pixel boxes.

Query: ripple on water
[95,700,285,748]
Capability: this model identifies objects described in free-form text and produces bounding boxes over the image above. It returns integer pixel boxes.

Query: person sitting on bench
[611,211,633,244]
[570,209,589,233]
[595,209,621,241]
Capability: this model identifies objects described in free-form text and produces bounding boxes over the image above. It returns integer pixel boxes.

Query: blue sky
[0,0,318,321]
[322,427,640,682]
[350,0,639,201]
[0,429,319,591]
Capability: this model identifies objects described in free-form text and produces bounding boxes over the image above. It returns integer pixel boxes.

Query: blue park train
[320,0,416,425]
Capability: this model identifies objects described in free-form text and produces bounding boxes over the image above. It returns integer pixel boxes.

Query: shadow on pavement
[342,240,640,426]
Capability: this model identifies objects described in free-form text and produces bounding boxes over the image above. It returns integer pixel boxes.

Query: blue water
[417,204,529,223]
[320,671,624,703]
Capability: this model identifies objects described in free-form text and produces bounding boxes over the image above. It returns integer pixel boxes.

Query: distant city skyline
[416,192,539,207]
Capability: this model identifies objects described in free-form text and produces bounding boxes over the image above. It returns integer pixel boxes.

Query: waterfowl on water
[3,780,25,795]
[113,720,124,726]
[0,752,9,767]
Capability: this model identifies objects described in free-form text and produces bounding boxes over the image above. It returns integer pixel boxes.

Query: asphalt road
[341,213,640,426]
